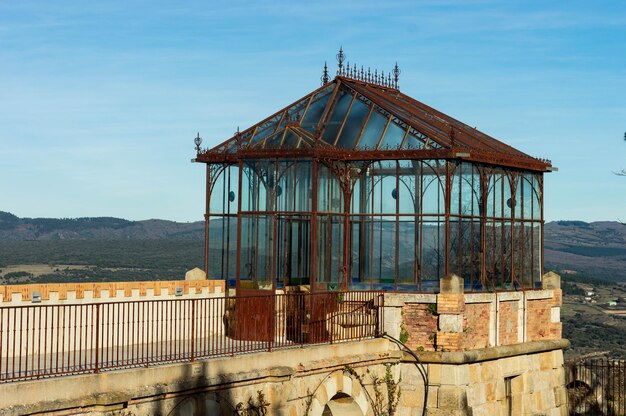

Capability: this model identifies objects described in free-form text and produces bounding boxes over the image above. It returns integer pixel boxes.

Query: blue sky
[0,1,624,222]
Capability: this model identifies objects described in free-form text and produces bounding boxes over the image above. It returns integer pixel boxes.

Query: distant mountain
[0,211,204,241]
[2,211,625,281]
[544,220,626,281]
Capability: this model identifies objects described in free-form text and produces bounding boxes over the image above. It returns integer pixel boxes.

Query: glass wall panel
[420,161,445,215]
[369,161,397,214]
[241,161,269,212]
[397,160,417,215]
[207,164,238,283]
[239,215,273,289]
[421,219,445,292]
[533,223,542,287]
[275,214,311,287]
[397,216,418,290]
[318,163,344,213]
[316,214,344,290]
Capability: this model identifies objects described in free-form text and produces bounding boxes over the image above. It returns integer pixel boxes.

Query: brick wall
[498,300,519,345]
[401,303,438,351]
[527,293,562,341]
[463,303,490,350]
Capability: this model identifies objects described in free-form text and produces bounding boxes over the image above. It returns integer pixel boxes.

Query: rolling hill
[1,211,625,281]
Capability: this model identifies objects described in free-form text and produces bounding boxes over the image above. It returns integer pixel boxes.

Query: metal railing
[565,357,626,415]
[0,290,383,383]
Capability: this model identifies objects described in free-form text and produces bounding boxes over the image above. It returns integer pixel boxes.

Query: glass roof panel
[262,130,286,149]
[379,119,407,150]
[282,130,301,148]
[402,128,429,150]
[336,98,370,149]
[356,109,387,149]
[322,90,352,144]
[247,113,283,148]
[300,84,335,133]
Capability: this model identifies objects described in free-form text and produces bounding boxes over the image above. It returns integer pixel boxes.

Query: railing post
[267,294,273,353]
[94,304,100,374]
[190,299,196,362]
[329,294,334,345]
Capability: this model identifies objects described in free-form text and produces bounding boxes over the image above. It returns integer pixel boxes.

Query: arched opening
[322,392,364,416]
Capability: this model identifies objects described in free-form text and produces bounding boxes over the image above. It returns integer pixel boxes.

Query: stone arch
[566,364,608,414]
[308,370,369,416]
[165,392,234,416]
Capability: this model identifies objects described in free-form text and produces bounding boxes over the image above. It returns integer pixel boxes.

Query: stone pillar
[436,274,465,352]
[543,271,563,339]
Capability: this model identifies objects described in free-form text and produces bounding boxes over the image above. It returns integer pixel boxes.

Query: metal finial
[393,62,401,89]
[388,73,392,87]
[321,61,329,85]
[346,61,351,77]
[235,126,242,149]
[374,69,378,84]
[336,47,345,75]
[367,68,371,83]
[353,63,357,79]
[194,132,202,153]
[381,70,385,86]
[360,65,365,81]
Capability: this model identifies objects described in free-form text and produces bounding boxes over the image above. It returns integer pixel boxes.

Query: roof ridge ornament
[321,61,329,85]
[393,62,401,89]
[194,132,202,154]
[326,47,401,89]
[336,47,345,76]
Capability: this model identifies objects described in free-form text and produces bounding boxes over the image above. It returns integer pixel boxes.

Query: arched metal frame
[203,158,544,293]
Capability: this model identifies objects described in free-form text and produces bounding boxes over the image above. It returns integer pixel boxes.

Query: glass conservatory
[194,69,551,295]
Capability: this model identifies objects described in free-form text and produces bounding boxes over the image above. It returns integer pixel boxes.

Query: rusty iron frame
[197,75,550,295]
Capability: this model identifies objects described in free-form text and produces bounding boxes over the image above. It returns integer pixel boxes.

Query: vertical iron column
[533,174,544,289]
[204,164,211,275]
[310,159,318,291]
[394,161,400,290]
[235,160,244,293]
[444,161,451,276]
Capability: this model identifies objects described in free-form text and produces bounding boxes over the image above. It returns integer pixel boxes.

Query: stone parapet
[385,272,564,353]
[0,280,225,304]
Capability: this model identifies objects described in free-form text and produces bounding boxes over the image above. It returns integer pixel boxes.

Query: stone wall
[416,342,569,416]
[0,274,568,415]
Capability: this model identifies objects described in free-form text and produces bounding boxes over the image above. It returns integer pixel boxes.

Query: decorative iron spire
[321,61,329,85]
[194,132,202,153]
[235,126,242,149]
[324,49,401,89]
[336,47,345,76]
[392,62,401,89]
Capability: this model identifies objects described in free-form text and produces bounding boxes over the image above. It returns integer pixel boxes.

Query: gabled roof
[197,76,551,171]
